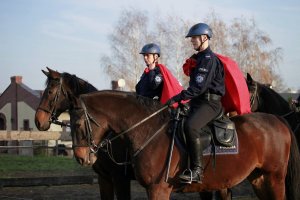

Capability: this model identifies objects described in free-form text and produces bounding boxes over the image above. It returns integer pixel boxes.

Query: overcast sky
[1,0,299,92]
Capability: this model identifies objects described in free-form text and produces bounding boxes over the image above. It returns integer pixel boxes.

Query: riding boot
[179,137,204,183]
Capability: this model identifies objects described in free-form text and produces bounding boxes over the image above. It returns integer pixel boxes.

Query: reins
[250,82,259,110]
[79,97,169,165]
[101,105,169,145]
[104,122,169,165]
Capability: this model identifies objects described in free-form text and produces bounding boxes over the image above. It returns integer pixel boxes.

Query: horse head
[246,73,291,115]
[35,67,70,130]
[73,91,169,166]
[35,67,98,130]
[71,92,118,166]
[69,106,104,166]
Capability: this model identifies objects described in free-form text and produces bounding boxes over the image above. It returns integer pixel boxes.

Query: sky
[0,0,299,93]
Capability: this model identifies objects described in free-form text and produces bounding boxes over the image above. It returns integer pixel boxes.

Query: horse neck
[63,74,97,111]
[259,86,291,115]
[84,93,170,155]
[257,86,300,130]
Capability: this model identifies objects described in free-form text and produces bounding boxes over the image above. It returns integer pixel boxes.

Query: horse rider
[136,43,182,103]
[167,23,225,183]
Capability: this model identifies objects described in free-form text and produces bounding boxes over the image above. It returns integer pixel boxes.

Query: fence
[0,130,72,156]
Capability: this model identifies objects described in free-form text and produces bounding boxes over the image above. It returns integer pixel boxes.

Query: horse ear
[246,73,253,82]
[46,67,61,79]
[42,69,50,77]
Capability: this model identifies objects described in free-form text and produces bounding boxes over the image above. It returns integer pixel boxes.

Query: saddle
[173,104,236,148]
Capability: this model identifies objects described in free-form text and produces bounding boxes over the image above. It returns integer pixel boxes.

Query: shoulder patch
[155,75,162,84]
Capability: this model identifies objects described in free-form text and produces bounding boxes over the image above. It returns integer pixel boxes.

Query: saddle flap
[212,117,235,147]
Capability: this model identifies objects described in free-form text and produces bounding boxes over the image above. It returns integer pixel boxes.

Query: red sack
[216,54,251,115]
[157,64,183,104]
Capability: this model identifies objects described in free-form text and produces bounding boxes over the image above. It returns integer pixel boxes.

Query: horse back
[232,113,291,164]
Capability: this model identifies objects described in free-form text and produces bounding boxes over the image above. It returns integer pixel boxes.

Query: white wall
[0,103,12,130]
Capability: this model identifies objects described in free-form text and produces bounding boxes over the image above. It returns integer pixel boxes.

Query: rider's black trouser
[185,99,222,141]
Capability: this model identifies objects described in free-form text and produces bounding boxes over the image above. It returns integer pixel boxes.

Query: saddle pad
[203,130,239,156]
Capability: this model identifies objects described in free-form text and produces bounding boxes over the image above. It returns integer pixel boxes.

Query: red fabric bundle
[156,64,184,104]
[182,54,251,115]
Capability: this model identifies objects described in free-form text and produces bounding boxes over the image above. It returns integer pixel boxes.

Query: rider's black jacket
[136,66,163,100]
[179,47,225,104]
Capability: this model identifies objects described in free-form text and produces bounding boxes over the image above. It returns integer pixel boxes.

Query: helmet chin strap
[146,54,158,67]
[196,37,208,51]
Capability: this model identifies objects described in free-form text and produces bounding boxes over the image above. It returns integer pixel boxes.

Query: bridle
[249,81,300,133]
[249,82,260,111]
[78,97,169,165]
[37,77,70,127]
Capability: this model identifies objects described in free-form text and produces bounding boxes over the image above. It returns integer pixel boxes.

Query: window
[62,120,71,132]
[23,119,30,131]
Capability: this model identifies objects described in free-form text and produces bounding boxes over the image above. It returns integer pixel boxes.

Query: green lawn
[0,154,95,178]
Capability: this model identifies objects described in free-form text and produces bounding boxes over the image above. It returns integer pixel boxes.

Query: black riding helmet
[186,23,212,39]
[140,43,161,57]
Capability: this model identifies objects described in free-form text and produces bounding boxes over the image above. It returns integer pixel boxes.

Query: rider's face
[143,54,157,66]
[190,36,202,50]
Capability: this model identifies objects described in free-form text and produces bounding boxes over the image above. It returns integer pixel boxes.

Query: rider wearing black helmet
[136,43,164,100]
[167,23,225,184]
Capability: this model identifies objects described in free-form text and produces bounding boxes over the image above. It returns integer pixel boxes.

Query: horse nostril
[35,121,40,129]
[75,157,85,165]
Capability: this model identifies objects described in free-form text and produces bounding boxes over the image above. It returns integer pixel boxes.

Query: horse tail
[279,116,300,200]
[286,129,300,200]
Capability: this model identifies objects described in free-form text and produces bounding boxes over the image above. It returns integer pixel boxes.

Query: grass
[0,154,94,178]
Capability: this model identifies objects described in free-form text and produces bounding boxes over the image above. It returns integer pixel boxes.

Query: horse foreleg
[147,184,172,200]
[200,189,232,200]
[216,189,232,200]
[199,191,213,199]
[98,174,115,200]
[113,177,131,200]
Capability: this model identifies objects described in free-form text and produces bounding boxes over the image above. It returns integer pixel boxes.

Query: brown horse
[72,90,300,200]
[34,68,134,200]
[35,68,226,200]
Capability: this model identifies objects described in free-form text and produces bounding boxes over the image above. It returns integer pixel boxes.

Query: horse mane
[62,73,98,95]
[45,72,97,96]
[257,81,291,111]
[83,90,167,116]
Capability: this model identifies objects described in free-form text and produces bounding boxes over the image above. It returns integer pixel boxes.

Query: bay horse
[73,90,300,200]
[246,73,300,146]
[34,67,134,200]
[34,67,217,200]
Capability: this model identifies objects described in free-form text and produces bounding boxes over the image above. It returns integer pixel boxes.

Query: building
[0,76,70,156]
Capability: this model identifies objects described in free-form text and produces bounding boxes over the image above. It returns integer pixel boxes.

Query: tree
[102,9,284,91]
[154,14,193,86]
[205,13,284,91]
[101,8,150,90]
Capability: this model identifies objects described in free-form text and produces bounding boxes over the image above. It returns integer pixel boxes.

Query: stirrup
[179,168,203,184]
[179,169,193,184]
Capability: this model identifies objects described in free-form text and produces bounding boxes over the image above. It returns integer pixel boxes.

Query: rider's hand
[165,95,182,107]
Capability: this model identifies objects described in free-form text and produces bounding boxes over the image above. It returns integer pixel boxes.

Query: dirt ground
[0,180,258,200]
[0,169,258,200]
